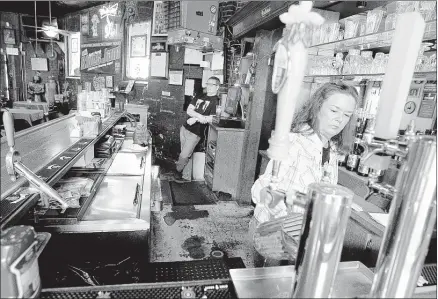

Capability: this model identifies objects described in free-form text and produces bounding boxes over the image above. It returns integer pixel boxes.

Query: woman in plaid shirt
[249,82,359,267]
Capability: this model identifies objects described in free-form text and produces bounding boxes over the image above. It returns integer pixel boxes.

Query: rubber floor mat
[169,181,217,205]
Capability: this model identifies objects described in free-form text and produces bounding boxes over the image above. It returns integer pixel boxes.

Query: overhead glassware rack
[304,19,437,83]
[308,19,436,53]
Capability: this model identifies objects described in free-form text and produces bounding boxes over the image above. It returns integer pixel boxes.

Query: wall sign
[418,84,437,118]
[99,3,119,39]
[80,41,121,73]
[31,58,48,71]
[152,1,168,36]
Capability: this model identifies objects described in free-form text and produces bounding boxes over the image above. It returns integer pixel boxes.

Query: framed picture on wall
[169,69,183,86]
[152,1,168,36]
[151,41,166,52]
[130,35,147,57]
[3,28,16,45]
[81,13,89,35]
[71,38,78,53]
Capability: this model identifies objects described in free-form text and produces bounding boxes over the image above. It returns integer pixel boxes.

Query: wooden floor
[150,180,255,267]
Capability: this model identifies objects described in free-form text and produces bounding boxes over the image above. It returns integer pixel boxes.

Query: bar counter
[1,113,435,298]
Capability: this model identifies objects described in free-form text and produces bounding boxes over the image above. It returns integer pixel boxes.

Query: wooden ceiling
[1,1,106,17]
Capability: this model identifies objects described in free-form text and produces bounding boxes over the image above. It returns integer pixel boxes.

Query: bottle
[346,138,363,171]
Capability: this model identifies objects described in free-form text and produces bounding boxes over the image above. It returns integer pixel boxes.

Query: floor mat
[169,181,217,205]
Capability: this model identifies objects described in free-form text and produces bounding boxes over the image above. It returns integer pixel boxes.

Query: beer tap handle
[3,109,15,150]
[267,2,324,185]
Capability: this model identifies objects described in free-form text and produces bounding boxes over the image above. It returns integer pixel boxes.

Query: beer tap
[257,3,356,298]
[263,1,324,210]
[347,11,436,298]
[2,110,69,212]
[364,132,436,298]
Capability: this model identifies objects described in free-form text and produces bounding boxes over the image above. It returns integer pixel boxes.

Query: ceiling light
[356,1,367,8]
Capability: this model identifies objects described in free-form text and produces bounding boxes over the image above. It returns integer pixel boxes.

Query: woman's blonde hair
[291,82,360,153]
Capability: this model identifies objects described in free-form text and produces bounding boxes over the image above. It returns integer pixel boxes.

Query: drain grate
[421,264,437,286]
[151,257,245,282]
[41,282,232,299]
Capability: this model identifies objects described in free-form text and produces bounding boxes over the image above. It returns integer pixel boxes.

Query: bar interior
[0,1,437,298]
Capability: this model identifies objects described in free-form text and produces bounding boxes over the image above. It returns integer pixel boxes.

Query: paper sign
[184,48,203,65]
[417,83,436,118]
[211,52,224,70]
[200,61,210,68]
[162,91,170,96]
[185,79,195,96]
[169,70,183,85]
[150,52,168,77]
[5,47,18,55]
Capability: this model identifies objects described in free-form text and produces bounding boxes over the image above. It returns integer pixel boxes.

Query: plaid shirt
[252,128,339,223]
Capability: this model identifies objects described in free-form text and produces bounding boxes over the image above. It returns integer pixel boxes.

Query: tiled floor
[150,178,256,268]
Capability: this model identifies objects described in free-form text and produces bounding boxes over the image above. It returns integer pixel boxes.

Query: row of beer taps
[265,3,436,298]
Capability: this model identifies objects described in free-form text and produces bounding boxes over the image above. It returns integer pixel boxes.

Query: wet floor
[151,180,255,267]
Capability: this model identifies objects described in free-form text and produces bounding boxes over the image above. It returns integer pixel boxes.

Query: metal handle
[133,183,140,205]
[15,162,69,212]
[2,109,15,149]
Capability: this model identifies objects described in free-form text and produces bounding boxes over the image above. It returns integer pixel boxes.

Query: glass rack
[303,71,437,83]
[309,19,437,53]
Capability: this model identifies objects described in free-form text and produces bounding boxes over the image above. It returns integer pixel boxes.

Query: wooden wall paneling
[258,29,281,151]
[1,12,21,101]
[235,28,281,205]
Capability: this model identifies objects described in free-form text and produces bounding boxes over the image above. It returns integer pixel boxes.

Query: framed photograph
[169,69,183,86]
[71,38,78,53]
[31,57,48,71]
[3,28,16,45]
[152,1,168,36]
[130,35,147,57]
[151,41,166,52]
